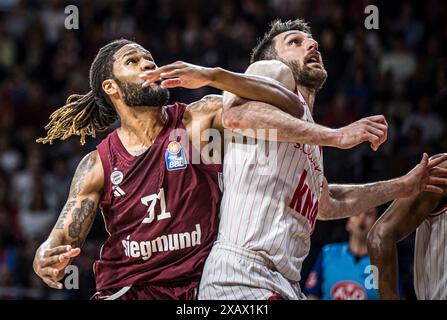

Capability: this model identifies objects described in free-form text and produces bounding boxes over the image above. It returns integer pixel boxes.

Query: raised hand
[139,61,215,89]
[335,115,388,151]
[399,153,447,197]
[33,245,81,289]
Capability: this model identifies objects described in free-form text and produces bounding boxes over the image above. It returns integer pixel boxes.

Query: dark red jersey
[94,103,221,291]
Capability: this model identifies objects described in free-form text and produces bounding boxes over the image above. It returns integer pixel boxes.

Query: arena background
[0,0,445,300]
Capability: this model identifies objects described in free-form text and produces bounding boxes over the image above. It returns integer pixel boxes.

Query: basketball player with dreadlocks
[32,38,306,300]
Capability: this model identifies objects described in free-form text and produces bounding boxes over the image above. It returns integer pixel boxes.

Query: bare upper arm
[185,94,223,132]
[68,150,104,197]
[373,188,446,243]
[223,60,296,111]
[183,95,223,164]
[51,150,104,247]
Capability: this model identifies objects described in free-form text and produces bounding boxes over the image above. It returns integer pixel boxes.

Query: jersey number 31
[140,188,171,224]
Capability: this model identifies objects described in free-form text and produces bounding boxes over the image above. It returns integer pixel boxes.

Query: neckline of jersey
[112,107,171,161]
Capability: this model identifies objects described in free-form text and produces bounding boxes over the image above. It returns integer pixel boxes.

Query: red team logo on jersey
[330,281,366,300]
[289,169,319,231]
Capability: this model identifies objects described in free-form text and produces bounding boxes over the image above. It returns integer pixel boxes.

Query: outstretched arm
[141,60,388,151]
[367,187,446,299]
[318,154,447,221]
[221,60,387,150]
[140,60,303,118]
[33,151,103,289]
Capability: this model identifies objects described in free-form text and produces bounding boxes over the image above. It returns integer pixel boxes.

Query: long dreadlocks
[37,39,134,145]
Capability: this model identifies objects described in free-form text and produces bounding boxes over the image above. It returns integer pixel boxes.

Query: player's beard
[286,60,327,92]
[115,78,170,107]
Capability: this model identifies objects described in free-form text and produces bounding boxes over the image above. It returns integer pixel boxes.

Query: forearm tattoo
[68,198,95,248]
[54,200,76,229]
[69,153,96,199]
[54,152,98,247]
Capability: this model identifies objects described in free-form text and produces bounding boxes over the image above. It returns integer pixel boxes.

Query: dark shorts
[92,281,199,300]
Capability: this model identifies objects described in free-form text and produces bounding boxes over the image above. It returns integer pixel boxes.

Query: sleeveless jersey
[216,88,324,282]
[414,197,447,299]
[94,103,221,291]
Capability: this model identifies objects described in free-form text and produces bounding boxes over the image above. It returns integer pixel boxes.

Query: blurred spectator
[103,1,136,39]
[343,68,374,117]
[0,134,22,174]
[11,145,58,241]
[320,92,357,127]
[344,27,382,59]
[304,208,381,300]
[0,171,21,299]
[0,172,21,244]
[391,3,425,50]
[4,0,30,41]
[0,266,16,299]
[401,96,445,143]
[48,156,72,211]
[40,0,67,45]
[17,174,56,241]
[0,25,17,75]
[380,36,416,84]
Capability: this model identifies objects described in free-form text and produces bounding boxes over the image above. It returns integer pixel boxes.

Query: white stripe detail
[414,209,447,299]
[201,91,323,299]
[113,186,126,197]
[105,285,132,300]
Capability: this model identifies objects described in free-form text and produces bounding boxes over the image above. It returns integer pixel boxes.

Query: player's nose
[141,60,156,71]
[304,38,319,52]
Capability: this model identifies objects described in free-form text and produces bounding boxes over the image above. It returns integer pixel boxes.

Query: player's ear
[102,79,119,97]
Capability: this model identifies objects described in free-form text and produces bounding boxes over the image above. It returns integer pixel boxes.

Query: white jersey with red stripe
[414,201,447,300]
[198,89,324,299]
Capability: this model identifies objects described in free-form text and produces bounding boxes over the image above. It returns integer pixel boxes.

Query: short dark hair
[250,19,312,63]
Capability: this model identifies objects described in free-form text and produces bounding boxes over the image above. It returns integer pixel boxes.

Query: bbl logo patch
[165,141,187,171]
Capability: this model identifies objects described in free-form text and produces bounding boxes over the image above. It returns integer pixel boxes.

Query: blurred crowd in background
[0,0,446,299]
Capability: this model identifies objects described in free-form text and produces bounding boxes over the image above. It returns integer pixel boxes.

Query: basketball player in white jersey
[197,19,447,300]
[367,154,447,300]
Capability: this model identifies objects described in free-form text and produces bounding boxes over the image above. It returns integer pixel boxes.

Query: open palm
[401,153,447,197]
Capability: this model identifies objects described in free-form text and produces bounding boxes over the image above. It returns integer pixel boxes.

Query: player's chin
[306,62,323,69]
[304,64,327,78]
[313,67,327,77]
